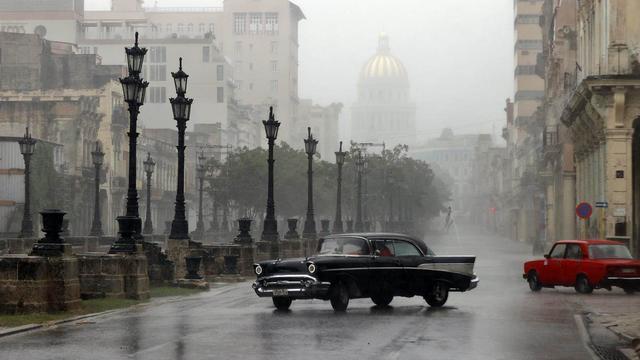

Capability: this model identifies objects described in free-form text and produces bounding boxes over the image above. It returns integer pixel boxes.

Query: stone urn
[109,216,138,254]
[346,219,354,233]
[234,218,253,244]
[319,219,330,237]
[185,256,203,279]
[31,209,67,256]
[284,218,300,240]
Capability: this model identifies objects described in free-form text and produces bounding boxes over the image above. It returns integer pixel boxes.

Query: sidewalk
[590,312,640,360]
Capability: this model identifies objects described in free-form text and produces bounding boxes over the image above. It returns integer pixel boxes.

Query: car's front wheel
[371,293,393,307]
[527,271,542,292]
[575,275,594,294]
[272,297,292,310]
[330,282,349,311]
[424,281,449,307]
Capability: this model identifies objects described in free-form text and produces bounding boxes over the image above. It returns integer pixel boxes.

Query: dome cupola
[359,33,408,84]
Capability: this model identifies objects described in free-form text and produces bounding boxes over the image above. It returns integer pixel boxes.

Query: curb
[0,282,238,339]
[574,314,602,360]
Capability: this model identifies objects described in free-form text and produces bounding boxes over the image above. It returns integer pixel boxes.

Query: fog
[86,0,514,142]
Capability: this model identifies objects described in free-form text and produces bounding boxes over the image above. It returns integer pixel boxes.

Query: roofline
[290,1,305,20]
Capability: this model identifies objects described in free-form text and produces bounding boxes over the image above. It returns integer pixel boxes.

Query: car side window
[565,244,582,260]
[373,240,394,257]
[392,240,422,257]
[549,244,566,259]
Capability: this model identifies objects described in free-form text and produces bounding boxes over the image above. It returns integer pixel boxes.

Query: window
[148,87,166,103]
[249,13,262,33]
[234,61,242,77]
[149,65,166,81]
[208,23,215,33]
[166,24,172,33]
[565,244,583,260]
[234,13,246,34]
[271,60,277,73]
[270,80,278,91]
[202,46,210,62]
[317,237,370,256]
[234,41,243,56]
[217,87,224,103]
[515,15,540,25]
[589,245,633,259]
[270,41,278,54]
[265,13,278,33]
[549,244,566,259]
[514,65,537,75]
[216,65,224,81]
[177,23,184,32]
[187,23,193,33]
[236,80,242,90]
[373,240,395,257]
[149,47,166,63]
[198,23,205,33]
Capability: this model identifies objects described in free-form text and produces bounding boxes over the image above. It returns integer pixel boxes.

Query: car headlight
[308,263,316,274]
[255,265,262,275]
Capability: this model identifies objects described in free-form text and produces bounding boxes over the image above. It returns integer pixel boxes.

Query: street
[1,226,638,360]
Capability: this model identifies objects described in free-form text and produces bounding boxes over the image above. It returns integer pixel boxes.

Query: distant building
[409,129,481,213]
[299,100,342,161]
[0,0,307,148]
[0,32,126,236]
[351,34,416,147]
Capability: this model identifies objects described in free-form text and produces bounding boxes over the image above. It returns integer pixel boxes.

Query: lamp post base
[169,219,190,240]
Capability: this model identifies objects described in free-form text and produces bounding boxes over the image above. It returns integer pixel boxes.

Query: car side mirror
[543,254,550,259]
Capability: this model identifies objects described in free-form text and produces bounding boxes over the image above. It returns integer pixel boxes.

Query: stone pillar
[562,172,577,240]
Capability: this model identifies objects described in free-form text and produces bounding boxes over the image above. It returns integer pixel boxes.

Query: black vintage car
[252,233,479,311]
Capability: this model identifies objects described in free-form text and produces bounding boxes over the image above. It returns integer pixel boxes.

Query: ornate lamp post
[333,141,347,234]
[303,127,319,239]
[120,32,148,237]
[89,141,104,236]
[354,150,365,232]
[194,152,206,238]
[169,58,193,240]
[18,127,36,238]
[261,107,280,242]
[142,152,155,235]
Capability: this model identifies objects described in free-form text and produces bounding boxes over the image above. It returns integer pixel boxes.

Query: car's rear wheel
[575,275,594,294]
[272,297,292,310]
[527,271,542,292]
[623,288,636,295]
[330,282,349,311]
[424,281,449,307]
[371,293,393,307]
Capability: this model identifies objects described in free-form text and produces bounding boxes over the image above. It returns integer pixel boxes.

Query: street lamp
[142,152,155,235]
[18,126,36,238]
[195,152,206,238]
[355,150,365,232]
[118,32,149,247]
[89,141,104,236]
[169,58,193,241]
[303,127,318,239]
[333,141,347,233]
[261,106,280,242]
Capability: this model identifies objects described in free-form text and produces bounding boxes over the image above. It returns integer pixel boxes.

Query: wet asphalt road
[1,226,638,360]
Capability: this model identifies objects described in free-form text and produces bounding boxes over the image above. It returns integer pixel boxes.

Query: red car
[523,240,640,294]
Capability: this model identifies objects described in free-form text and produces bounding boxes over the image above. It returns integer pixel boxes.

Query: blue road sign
[576,202,593,219]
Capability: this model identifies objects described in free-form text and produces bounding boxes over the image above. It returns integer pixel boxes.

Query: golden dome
[360,34,408,82]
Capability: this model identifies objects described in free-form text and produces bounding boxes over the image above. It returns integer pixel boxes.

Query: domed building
[351,34,416,145]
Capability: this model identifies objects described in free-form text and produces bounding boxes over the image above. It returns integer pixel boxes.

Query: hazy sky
[86,0,514,142]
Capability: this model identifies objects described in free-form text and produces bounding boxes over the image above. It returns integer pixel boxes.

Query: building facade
[299,100,342,161]
[351,34,416,147]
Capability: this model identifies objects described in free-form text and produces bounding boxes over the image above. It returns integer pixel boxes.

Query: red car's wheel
[575,275,593,294]
[527,271,542,292]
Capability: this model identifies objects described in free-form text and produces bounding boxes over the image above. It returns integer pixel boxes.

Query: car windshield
[317,237,370,256]
[588,244,632,259]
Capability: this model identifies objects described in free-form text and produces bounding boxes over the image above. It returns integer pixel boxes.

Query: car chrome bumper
[468,275,479,290]
[602,276,640,289]
[252,274,331,299]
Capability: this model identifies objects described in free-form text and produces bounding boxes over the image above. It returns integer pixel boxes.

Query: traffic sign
[576,202,593,219]
[595,202,608,208]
